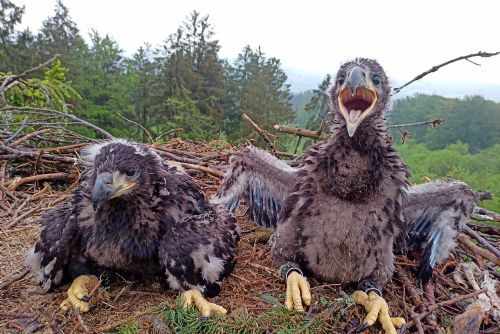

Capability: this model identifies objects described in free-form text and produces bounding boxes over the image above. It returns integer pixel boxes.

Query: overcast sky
[12,0,500,86]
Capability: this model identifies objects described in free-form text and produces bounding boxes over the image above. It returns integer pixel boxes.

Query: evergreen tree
[304,74,331,129]
[34,0,89,83]
[0,0,25,71]
[225,45,294,144]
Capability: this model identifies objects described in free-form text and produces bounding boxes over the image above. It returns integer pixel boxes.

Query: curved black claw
[354,322,370,333]
[80,295,90,302]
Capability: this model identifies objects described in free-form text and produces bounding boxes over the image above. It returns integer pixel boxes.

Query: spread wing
[401,179,477,282]
[212,146,298,228]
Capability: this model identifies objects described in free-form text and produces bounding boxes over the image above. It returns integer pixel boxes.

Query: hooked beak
[337,66,378,137]
[91,171,136,210]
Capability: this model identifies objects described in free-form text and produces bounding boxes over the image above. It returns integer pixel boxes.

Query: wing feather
[212,146,297,228]
[402,179,476,282]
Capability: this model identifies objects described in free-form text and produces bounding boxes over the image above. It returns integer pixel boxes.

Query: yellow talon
[353,290,405,334]
[60,275,99,313]
[180,289,227,317]
[285,271,311,312]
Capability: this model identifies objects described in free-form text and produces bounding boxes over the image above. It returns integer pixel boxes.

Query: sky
[11,0,500,91]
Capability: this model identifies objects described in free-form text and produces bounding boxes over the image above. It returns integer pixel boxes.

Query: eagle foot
[352,290,405,334]
[285,271,311,312]
[60,275,99,313]
[180,289,227,317]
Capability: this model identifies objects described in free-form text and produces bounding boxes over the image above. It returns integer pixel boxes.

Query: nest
[1,137,499,333]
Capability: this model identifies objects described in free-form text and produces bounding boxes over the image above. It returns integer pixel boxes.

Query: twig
[8,172,70,191]
[10,128,52,147]
[74,309,92,334]
[0,267,30,289]
[404,288,487,329]
[463,225,500,259]
[273,124,328,140]
[392,51,500,94]
[0,144,83,165]
[458,233,500,265]
[2,106,115,139]
[7,206,39,228]
[387,119,444,129]
[177,162,224,178]
[242,114,275,151]
[3,116,29,145]
[0,55,61,96]
[117,112,153,143]
[154,127,184,142]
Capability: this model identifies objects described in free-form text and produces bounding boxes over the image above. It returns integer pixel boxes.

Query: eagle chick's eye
[338,75,345,86]
[125,167,137,177]
[372,74,381,86]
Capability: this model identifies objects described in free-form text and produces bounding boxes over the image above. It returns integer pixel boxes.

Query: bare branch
[0,54,61,97]
[392,51,500,94]
[242,114,275,151]
[404,288,488,330]
[0,144,84,165]
[463,225,500,259]
[387,119,444,129]
[3,116,29,145]
[273,124,328,140]
[2,106,115,139]
[117,112,153,143]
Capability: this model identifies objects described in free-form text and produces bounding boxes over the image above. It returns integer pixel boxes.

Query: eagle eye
[372,74,381,86]
[338,75,345,86]
[124,167,137,177]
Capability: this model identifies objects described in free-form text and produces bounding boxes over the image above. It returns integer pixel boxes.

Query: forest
[1,0,499,214]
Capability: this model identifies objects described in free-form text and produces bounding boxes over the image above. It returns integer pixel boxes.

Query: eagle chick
[27,140,239,316]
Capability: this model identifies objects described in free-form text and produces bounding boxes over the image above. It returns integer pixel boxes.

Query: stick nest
[1,136,498,333]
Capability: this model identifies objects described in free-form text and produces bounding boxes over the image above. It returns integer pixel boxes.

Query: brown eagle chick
[27,140,239,316]
[215,59,477,334]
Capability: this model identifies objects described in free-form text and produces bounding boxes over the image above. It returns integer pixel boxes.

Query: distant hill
[285,67,500,102]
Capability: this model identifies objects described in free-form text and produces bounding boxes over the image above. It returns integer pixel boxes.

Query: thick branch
[393,51,500,94]
[463,225,500,259]
[458,233,500,265]
[0,144,83,165]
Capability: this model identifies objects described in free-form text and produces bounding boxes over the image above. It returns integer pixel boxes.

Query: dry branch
[8,172,70,191]
[177,162,224,178]
[0,267,30,290]
[0,54,61,99]
[463,225,500,259]
[393,51,500,94]
[404,288,488,330]
[458,233,500,265]
[242,114,275,151]
[273,124,328,140]
[3,117,29,145]
[0,144,83,165]
[2,106,115,139]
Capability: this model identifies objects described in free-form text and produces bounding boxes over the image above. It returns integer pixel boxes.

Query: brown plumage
[214,58,477,291]
[27,140,239,298]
